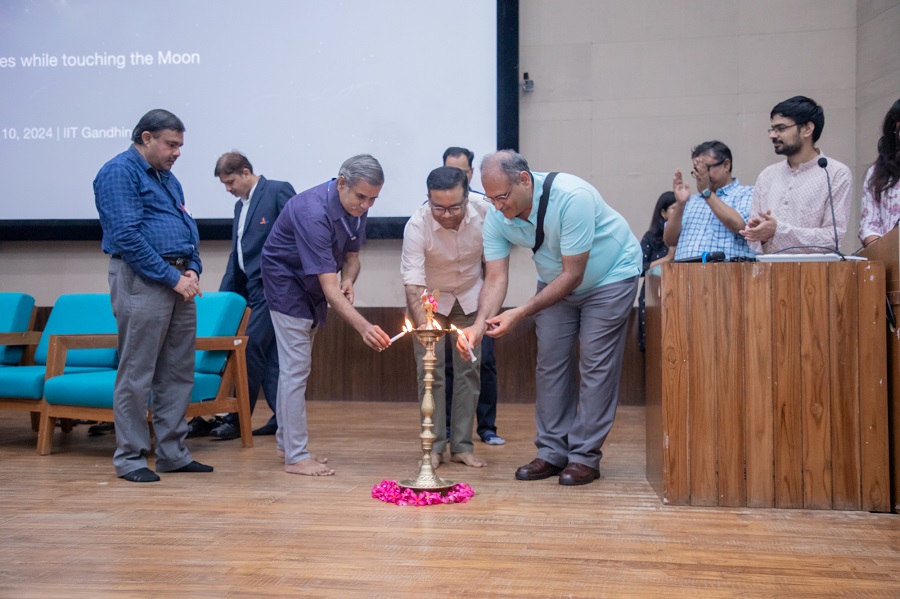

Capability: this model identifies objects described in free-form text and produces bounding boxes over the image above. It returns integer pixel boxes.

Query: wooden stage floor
[1,401,899,598]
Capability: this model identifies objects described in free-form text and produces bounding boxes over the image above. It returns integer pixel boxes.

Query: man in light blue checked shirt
[664,140,754,260]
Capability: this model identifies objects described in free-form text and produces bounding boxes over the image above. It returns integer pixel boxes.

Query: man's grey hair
[338,154,384,187]
[481,149,530,183]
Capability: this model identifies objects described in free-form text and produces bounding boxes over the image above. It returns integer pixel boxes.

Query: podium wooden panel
[859,226,900,512]
[645,261,890,511]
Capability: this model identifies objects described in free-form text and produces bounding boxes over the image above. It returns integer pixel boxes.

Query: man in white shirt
[443,146,505,446]
[740,96,852,254]
[401,166,490,470]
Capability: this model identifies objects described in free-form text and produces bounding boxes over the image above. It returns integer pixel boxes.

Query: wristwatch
[700,188,712,199]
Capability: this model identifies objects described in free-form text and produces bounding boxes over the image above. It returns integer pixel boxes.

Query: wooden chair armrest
[51,334,118,350]
[45,334,118,379]
[0,331,42,346]
[195,336,248,351]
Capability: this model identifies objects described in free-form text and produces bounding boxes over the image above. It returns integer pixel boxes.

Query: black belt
[109,254,190,269]
[161,256,191,269]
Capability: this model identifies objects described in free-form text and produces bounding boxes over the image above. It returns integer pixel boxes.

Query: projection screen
[0,0,518,240]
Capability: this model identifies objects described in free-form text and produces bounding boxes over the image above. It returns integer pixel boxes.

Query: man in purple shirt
[261,154,391,476]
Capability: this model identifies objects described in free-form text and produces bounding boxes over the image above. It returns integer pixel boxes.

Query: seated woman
[859,98,900,247]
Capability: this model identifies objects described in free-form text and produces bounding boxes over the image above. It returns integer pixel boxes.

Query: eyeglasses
[691,159,726,178]
[485,184,514,206]
[430,203,465,216]
[768,123,800,134]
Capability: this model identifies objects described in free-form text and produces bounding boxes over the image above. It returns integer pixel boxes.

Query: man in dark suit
[205,151,296,440]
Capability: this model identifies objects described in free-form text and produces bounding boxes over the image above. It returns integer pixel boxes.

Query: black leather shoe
[558,462,600,486]
[88,421,115,436]
[252,422,278,436]
[187,416,217,438]
[514,458,564,481]
[209,421,240,441]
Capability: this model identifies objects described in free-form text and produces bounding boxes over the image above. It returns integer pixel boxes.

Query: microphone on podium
[818,157,842,256]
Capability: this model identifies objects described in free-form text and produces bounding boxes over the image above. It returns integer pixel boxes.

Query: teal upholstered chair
[0,292,37,368]
[39,291,252,454]
[0,293,116,432]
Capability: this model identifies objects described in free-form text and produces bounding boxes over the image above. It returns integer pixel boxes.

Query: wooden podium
[645,261,890,511]
[859,226,900,512]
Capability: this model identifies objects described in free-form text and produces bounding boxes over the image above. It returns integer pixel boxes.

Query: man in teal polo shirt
[457,150,641,486]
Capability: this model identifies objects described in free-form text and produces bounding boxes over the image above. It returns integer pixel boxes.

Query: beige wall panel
[520,100,593,123]
[739,0,856,34]
[520,0,596,45]
[857,3,900,85]
[857,0,900,22]
[738,29,856,95]
[586,0,737,43]
[857,71,900,110]
[519,118,594,178]
[518,43,592,103]
[590,95,742,121]
[590,39,740,101]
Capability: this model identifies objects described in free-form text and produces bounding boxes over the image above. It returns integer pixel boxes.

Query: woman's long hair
[869,99,900,203]
[647,191,676,242]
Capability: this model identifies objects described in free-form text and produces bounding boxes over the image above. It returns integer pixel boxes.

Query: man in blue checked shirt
[664,140,754,260]
[94,109,212,483]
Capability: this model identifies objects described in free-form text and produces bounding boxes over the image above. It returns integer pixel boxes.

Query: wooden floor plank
[1,402,899,598]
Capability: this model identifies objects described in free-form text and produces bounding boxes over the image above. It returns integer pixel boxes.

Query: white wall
[4,0,900,307]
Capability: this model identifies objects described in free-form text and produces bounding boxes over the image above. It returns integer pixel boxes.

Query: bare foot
[419,452,443,470]
[284,457,335,476]
[276,448,327,463]
[451,452,487,468]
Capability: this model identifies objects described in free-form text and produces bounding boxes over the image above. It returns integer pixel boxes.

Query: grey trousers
[270,310,316,465]
[109,258,195,476]
[413,300,480,454]
[533,276,638,471]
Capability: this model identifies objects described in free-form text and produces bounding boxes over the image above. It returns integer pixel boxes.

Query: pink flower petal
[371,480,475,506]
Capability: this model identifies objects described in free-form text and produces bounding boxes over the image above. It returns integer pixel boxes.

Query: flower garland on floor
[371,480,475,506]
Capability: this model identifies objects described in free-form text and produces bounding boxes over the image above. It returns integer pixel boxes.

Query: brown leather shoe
[558,462,600,486]
[515,458,564,481]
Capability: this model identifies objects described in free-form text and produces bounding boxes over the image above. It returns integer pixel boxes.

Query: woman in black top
[639,191,676,351]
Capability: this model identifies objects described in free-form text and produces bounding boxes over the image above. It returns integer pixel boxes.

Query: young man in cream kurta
[400,166,490,470]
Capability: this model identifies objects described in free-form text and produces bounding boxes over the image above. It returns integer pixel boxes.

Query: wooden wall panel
[308,307,415,403]
[827,262,860,510]
[773,264,803,509]
[661,265,689,505]
[38,301,643,408]
[857,262,891,512]
[716,265,745,506]
[889,321,900,513]
[799,263,832,509]
[743,264,774,507]
[644,274,664,497]
[687,266,718,506]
